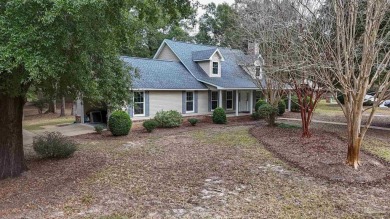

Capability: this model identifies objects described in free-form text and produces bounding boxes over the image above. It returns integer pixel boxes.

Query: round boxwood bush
[94,124,104,134]
[258,103,278,120]
[33,132,77,158]
[278,101,286,115]
[143,119,158,133]
[154,110,183,128]
[212,107,227,124]
[255,99,267,111]
[108,110,132,136]
[188,118,199,126]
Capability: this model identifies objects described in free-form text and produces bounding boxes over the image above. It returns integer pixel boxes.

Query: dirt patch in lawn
[250,125,390,184]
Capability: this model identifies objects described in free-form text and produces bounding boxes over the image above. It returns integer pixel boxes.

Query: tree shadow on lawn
[250,124,390,184]
[0,151,107,217]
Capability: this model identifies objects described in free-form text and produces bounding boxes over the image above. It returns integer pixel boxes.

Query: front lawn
[1,123,390,218]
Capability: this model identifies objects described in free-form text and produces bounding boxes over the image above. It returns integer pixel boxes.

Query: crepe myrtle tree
[0,0,193,179]
[238,0,390,168]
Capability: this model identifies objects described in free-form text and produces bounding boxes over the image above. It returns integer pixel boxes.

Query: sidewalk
[278,117,390,131]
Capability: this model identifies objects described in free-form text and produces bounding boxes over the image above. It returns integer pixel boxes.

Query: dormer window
[256,66,261,77]
[212,62,219,74]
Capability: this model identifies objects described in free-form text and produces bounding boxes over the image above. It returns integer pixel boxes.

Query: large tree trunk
[60,96,66,117]
[0,94,27,179]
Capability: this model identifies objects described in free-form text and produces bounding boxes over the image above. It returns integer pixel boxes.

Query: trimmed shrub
[188,118,199,126]
[154,110,183,128]
[287,95,313,112]
[212,107,227,124]
[258,103,278,120]
[33,132,77,158]
[255,99,267,112]
[94,125,104,134]
[251,112,262,120]
[278,101,286,116]
[108,110,132,136]
[143,119,158,133]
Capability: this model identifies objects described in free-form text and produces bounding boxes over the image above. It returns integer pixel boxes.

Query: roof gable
[162,40,257,89]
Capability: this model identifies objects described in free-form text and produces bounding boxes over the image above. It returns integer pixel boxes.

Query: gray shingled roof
[163,40,258,89]
[192,49,217,61]
[122,56,207,90]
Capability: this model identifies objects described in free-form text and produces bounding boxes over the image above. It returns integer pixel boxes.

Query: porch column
[249,90,254,114]
[288,91,292,112]
[218,90,223,108]
[76,97,84,123]
[235,90,239,116]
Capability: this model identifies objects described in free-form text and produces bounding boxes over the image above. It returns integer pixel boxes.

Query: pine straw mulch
[250,124,390,184]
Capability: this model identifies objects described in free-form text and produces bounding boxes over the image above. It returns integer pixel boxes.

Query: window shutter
[182,91,186,114]
[222,91,227,110]
[208,90,211,112]
[194,91,198,113]
[145,91,150,117]
[128,94,134,118]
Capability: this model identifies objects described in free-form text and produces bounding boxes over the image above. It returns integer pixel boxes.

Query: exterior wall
[198,61,210,75]
[149,91,182,116]
[197,91,209,114]
[155,45,180,61]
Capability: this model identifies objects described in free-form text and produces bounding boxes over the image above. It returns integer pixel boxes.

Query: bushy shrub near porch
[143,119,159,132]
[108,111,132,136]
[255,99,267,111]
[33,132,77,158]
[212,107,227,124]
[154,110,183,128]
[278,101,286,115]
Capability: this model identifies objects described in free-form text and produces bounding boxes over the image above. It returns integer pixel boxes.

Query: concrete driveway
[23,123,96,146]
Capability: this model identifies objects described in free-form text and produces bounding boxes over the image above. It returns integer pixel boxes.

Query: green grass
[363,138,390,162]
[23,118,75,131]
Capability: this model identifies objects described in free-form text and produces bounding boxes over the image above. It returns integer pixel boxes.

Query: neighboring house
[76,39,291,122]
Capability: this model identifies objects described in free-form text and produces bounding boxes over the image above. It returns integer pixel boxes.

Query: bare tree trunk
[0,94,27,179]
[60,96,66,117]
[46,99,56,114]
[71,100,75,116]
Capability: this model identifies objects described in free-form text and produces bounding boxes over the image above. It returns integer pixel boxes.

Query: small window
[226,91,233,110]
[186,92,194,112]
[134,91,144,116]
[211,91,218,110]
[212,62,219,74]
[255,66,261,77]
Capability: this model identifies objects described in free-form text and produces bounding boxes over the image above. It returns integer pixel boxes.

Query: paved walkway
[278,117,390,131]
[23,123,96,146]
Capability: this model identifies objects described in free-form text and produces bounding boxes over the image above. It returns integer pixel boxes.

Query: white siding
[155,45,180,61]
[149,91,182,116]
[141,90,210,118]
[198,61,210,75]
[197,91,209,114]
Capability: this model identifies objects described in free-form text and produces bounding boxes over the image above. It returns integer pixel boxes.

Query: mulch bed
[250,125,390,184]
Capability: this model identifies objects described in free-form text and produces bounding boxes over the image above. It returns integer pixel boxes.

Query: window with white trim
[226,91,233,110]
[212,62,219,74]
[211,91,218,110]
[186,92,194,112]
[134,91,144,116]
